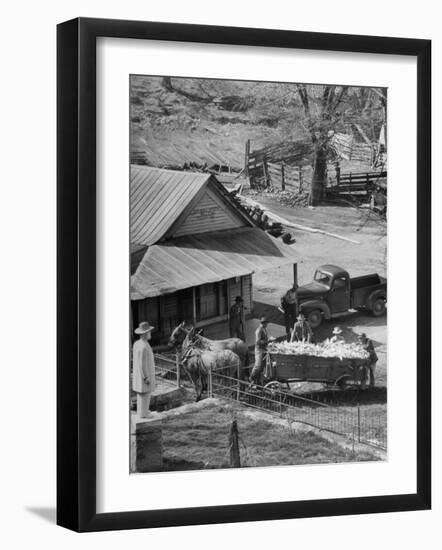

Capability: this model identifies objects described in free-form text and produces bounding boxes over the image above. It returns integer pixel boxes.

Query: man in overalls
[249,317,270,385]
[280,284,298,338]
[229,295,246,341]
[290,313,313,342]
[358,333,378,387]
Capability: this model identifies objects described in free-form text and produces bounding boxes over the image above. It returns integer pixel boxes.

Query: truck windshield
[314,270,331,287]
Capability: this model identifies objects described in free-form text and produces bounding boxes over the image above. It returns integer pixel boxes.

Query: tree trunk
[310,142,328,205]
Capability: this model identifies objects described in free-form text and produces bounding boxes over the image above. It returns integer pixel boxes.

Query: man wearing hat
[280,283,298,338]
[250,317,271,385]
[290,313,313,343]
[358,333,378,386]
[132,321,156,418]
[330,326,345,343]
[229,295,246,341]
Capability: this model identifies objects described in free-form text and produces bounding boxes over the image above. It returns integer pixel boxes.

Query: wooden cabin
[130,165,291,344]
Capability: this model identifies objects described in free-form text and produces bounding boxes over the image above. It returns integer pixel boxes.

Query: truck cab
[296,264,386,328]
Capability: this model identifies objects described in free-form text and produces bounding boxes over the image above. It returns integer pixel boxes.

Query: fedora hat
[235,295,243,303]
[332,326,343,335]
[259,316,268,324]
[135,321,155,334]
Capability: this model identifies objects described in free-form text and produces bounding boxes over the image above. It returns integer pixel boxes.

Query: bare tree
[296,84,349,205]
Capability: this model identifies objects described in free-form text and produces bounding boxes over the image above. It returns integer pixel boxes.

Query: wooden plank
[244,139,250,176]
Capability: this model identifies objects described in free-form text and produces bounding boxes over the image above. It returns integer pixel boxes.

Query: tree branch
[161,76,213,103]
[331,86,349,113]
[296,84,310,118]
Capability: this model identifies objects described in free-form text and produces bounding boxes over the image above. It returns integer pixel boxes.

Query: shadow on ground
[294,385,387,407]
[26,507,56,524]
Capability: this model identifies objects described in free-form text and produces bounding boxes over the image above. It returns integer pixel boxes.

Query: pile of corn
[268,340,369,360]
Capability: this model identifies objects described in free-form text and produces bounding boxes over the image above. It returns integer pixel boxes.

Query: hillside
[130,76,386,171]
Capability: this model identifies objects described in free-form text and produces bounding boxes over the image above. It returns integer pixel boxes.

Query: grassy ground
[161,401,379,470]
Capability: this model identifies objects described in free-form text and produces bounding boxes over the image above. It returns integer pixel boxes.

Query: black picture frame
[57,17,431,532]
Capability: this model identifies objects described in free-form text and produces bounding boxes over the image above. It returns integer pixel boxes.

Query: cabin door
[177,288,194,325]
[196,283,218,321]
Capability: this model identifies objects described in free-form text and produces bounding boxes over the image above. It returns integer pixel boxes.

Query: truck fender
[299,300,332,320]
[366,289,387,309]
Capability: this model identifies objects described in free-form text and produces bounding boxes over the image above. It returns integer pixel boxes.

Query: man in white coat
[132,321,156,418]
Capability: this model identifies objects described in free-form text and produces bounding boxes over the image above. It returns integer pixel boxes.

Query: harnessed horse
[169,323,249,375]
[180,337,241,402]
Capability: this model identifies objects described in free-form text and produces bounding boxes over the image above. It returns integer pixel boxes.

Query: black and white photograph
[129,75,388,473]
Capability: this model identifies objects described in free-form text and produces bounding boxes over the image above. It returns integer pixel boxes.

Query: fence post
[208,366,213,398]
[236,361,240,402]
[175,353,180,388]
[244,139,250,177]
[281,163,285,191]
[357,404,361,443]
[262,157,270,187]
[229,420,241,468]
[299,166,304,194]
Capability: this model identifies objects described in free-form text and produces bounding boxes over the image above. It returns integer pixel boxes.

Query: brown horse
[169,324,249,371]
[181,345,241,402]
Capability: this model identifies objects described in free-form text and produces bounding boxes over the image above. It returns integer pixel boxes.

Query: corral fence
[154,354,387,451]
[326,170,387,198]
[245,139,311,190]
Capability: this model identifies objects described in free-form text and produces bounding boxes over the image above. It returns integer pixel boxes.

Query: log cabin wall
[133,274,253,344]
[227,275,252,315]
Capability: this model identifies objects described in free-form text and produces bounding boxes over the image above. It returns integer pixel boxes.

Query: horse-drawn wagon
[264,341,374,391]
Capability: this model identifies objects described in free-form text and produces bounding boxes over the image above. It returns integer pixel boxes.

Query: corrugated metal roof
[131,227,297,299]
[131,165,211,246]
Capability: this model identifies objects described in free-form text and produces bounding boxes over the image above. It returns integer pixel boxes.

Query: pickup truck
[296,264,387,328]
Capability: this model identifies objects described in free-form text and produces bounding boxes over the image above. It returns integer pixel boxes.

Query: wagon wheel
[264,380,283,393]
[335,374,352,390]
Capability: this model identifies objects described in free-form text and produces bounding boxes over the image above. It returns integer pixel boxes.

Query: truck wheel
[372,298,386,317]
[306,309,322,329]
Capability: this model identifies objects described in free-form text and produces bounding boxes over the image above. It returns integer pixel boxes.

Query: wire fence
[153,354,387,451]
[209,366,387,451]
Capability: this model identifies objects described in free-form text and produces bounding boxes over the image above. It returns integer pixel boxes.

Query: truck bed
[350,274,386,308]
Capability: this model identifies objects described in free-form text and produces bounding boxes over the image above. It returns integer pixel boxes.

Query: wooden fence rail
[326,170,387,197]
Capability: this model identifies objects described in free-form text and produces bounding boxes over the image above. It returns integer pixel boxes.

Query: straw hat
[297,313,305,321]
[135,321,155,334]
[332,326,343,335]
